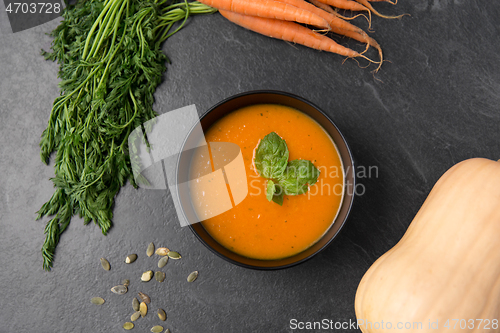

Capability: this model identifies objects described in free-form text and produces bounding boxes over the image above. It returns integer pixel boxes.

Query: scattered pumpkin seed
[147,242,155,257]
[157,308,166,321]
[151,325,164,333]
[167,251,181,260]
[187,271,198,283]
[138,292,151,304]
[91,297,105,305]
[111,285,128,295]
[123,322,134,330]
[140,302,148,318]
[125,254,137,264]
[155,271,166,282]
[165,329,171,333]
[132,297,140,311]
[131,311,141,322]
[122,279,130,287]
[158,256,168,268]
[100,258,110,271]
[141,270,154,282]
[155,247,170,256]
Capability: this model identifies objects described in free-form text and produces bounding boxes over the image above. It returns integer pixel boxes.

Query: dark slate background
[1,0,499,332]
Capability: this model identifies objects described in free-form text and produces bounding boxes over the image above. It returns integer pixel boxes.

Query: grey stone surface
[1,1,500,332]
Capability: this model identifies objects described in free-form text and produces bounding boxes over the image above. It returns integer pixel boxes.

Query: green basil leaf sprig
[271,183,284,206]
[266,180,276,201]
[254,132,289,179]
[280,160,320,195]
[254,132,319,205]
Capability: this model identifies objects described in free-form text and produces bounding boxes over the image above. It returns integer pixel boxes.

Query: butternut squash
[355,158,500,333]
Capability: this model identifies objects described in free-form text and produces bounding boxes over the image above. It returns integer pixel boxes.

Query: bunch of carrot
[198,0,403,72]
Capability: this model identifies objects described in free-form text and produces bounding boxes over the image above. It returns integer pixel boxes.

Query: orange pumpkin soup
[189,104,344,260]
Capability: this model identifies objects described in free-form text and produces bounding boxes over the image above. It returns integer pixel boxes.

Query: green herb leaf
[272,184,284,206]
[254,132,289,179]
[279,160,320,195]
[266,180,275,202]
[254,133,319,204]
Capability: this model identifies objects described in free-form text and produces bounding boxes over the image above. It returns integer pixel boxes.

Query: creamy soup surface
[189,104,344,260]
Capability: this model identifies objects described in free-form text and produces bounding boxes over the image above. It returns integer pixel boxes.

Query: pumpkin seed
[147,242,155,257]
[187,271,198,283]
[140,302,148,318]
[167,251,181,260]
[131,311,141,322]
[151,326,163,333]
[100,258,110,271]
[141,270,153,282]
[111,285,128,295]
[122,279,130,287]
[138,292,151,304]
[155,271,166,282]
[132,297,140,311]
[165,329,171,333]
[157,308,166,321]
[91,297,105,305]
[155,247,170,256]
[125,254,137,264]
[158,256,168,268]
[123,322,134,330]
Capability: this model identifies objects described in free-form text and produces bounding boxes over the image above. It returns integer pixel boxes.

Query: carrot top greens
[37,0,216,270]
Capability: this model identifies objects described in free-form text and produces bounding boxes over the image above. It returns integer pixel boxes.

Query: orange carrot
[369,0,397,4]
[314,0,369,13]
[276,0,363,33]
[353,0,404,19]
[310,0,336,13]
[219,9,379,68]
[335,28,382,71]
[275,0,382,67]
[197,0,330,29]
[313,0,372,28]
[310,0,368,22]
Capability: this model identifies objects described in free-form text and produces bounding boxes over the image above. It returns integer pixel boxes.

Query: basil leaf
[272,184,284,206]
[254,132,289,179]
[266,180,275,202]
[278,160,320,195]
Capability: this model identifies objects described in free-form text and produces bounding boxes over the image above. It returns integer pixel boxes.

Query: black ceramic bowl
[178,90,355,270]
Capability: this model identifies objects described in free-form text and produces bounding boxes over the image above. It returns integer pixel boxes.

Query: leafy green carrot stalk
[38,0,216,270]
